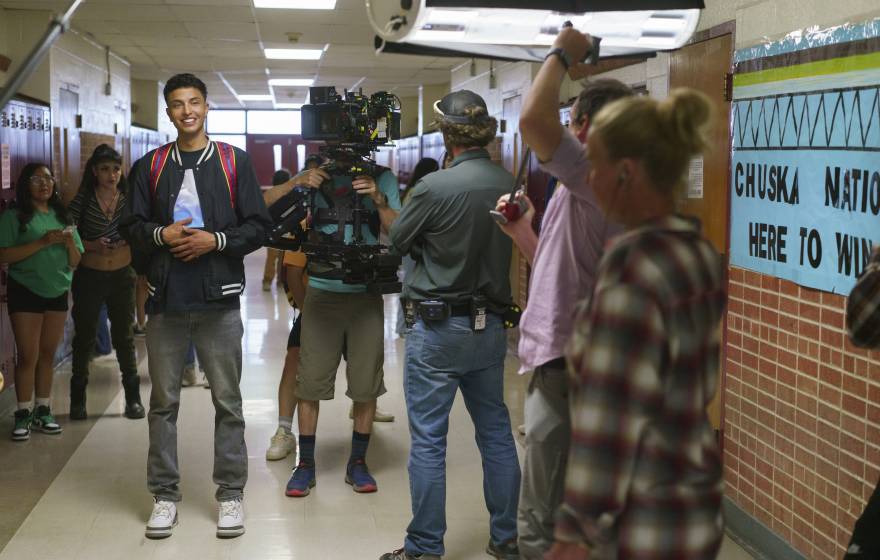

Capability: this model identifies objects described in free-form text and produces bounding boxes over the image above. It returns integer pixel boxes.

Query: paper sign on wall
[1,144,9,190]
[687,156,704,199]
[729,19,880,295]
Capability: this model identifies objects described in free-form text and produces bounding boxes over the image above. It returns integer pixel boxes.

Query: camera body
[301,87,401,151]
[265,86,403,294]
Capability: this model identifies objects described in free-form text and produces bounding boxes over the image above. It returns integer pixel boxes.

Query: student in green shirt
[0,163,83,442]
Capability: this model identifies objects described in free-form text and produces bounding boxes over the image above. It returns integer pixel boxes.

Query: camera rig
[264,86,403,294]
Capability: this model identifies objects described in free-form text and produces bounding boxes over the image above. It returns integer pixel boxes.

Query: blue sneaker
[285,462,316,497]
[345,459,377,493]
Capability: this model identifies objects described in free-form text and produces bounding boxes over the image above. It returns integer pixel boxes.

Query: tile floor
[0,249,756,560]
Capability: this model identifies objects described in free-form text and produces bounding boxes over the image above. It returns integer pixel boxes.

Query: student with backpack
[121,73,271,541]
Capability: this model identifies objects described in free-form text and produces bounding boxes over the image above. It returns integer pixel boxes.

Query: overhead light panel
[268,78,315,87]
[254,0,336,8]
[238,94,274,101]
[367,1,702,60]
[264,48,325,60]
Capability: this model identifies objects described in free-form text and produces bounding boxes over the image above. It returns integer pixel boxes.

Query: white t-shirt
[173,168,205,228]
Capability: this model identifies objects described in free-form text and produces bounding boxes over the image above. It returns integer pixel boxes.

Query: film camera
[265,86,403,294]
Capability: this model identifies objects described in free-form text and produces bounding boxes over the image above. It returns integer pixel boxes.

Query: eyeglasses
[29,175,55,185]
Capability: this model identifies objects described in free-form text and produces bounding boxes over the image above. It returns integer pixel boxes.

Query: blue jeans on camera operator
[403,313,520,557]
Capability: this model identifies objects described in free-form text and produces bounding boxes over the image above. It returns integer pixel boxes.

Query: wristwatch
[545,47,573,70]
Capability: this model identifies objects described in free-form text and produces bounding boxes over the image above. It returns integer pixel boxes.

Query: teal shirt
[309,170,401,293]
[0,207,84,298]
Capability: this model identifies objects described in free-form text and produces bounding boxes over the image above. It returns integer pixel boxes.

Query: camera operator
[380,90,521,560]
[283,149,401,498]
[493,27,632,559]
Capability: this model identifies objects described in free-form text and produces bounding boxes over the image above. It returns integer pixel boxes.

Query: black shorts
[7,275,69,314]
[287,314,302,349]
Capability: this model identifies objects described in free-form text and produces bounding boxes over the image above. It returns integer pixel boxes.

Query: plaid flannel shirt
[847,249,880,349]
[556,215,726,559]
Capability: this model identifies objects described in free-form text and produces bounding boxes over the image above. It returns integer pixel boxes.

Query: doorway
[669,32,734,431]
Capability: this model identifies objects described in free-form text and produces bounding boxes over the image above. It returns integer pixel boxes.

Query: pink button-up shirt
[517,130,621,373]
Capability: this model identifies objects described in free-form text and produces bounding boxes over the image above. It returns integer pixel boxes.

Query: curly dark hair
[79,143,127,195]
[164,73,207,102]
[15,163,72,232]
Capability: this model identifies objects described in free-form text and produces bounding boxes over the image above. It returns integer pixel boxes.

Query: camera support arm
[0,0,85,111]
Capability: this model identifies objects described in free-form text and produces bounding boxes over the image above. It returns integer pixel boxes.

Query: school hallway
[0,249,756,560]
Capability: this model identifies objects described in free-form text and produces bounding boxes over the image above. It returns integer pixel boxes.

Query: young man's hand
[169,227,217,262]
[161,217,193,245]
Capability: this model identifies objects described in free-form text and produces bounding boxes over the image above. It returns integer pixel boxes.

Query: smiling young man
[121,73,271,540]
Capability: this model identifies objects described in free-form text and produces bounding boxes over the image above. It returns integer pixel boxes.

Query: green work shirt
[390,148,513,306]
[309,169,402,293]
[0,208,83,298]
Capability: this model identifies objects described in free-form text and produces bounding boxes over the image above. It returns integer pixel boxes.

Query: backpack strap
[215,141,238,209]
[148,143,174,201]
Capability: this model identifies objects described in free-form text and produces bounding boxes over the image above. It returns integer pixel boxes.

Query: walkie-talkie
[490,147,531,225]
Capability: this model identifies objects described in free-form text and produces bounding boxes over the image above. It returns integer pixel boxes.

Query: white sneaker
[217,498,245,538]
[145,499,177,539]
[202,373,211,389]
[181,364,198,387]
[266,427,296,461]
[348,404,396,422]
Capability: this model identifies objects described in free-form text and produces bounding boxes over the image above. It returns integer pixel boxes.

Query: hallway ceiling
[0,0,464,108]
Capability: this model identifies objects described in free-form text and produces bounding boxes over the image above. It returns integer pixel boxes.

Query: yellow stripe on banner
[734,51,880,87]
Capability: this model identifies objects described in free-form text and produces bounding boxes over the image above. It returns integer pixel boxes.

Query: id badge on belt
[471,295,487,331]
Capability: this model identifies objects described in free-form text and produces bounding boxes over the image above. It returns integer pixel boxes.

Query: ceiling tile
[184,22,259,41]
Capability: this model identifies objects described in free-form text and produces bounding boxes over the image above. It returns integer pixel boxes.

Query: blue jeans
[404,315,520,556]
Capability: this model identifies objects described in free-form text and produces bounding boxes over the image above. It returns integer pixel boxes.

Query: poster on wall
[730,19,880,294]
[1,144,9,190]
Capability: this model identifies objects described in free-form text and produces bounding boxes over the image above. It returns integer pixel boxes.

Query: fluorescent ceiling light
[367,1,700,59]
[254,0,336,8]
[268,78,315,87]
[274,103,304,109]
[264,48,324,60]
[238,94,274,101]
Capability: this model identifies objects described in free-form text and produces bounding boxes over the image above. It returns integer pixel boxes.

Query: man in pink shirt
[494,28,632,559]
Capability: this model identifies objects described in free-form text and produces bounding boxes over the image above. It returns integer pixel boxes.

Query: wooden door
[669,33,734,431]
[246,134,301,186]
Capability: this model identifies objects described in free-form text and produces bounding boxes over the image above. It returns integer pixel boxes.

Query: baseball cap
[433,90,490,125]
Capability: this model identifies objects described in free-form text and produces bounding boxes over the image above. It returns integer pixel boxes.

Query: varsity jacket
[121,141,271,313]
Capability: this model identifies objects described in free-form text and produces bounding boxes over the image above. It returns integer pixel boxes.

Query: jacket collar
[171,140,214,167]
[449,148,490,168]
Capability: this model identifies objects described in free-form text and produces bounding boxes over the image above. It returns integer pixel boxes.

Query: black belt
[541,357,567,370]
[448,303,473,317]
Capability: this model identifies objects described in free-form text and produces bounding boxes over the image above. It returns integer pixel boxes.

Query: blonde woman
[548,89,726,560]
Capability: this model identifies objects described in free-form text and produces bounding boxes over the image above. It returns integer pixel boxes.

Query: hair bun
[658,89,713,157]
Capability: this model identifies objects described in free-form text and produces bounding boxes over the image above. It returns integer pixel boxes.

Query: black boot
[122,376,145,419]
[70,377,88,420]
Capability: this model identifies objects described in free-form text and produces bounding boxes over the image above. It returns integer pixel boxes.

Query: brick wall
[724,266,879,559]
